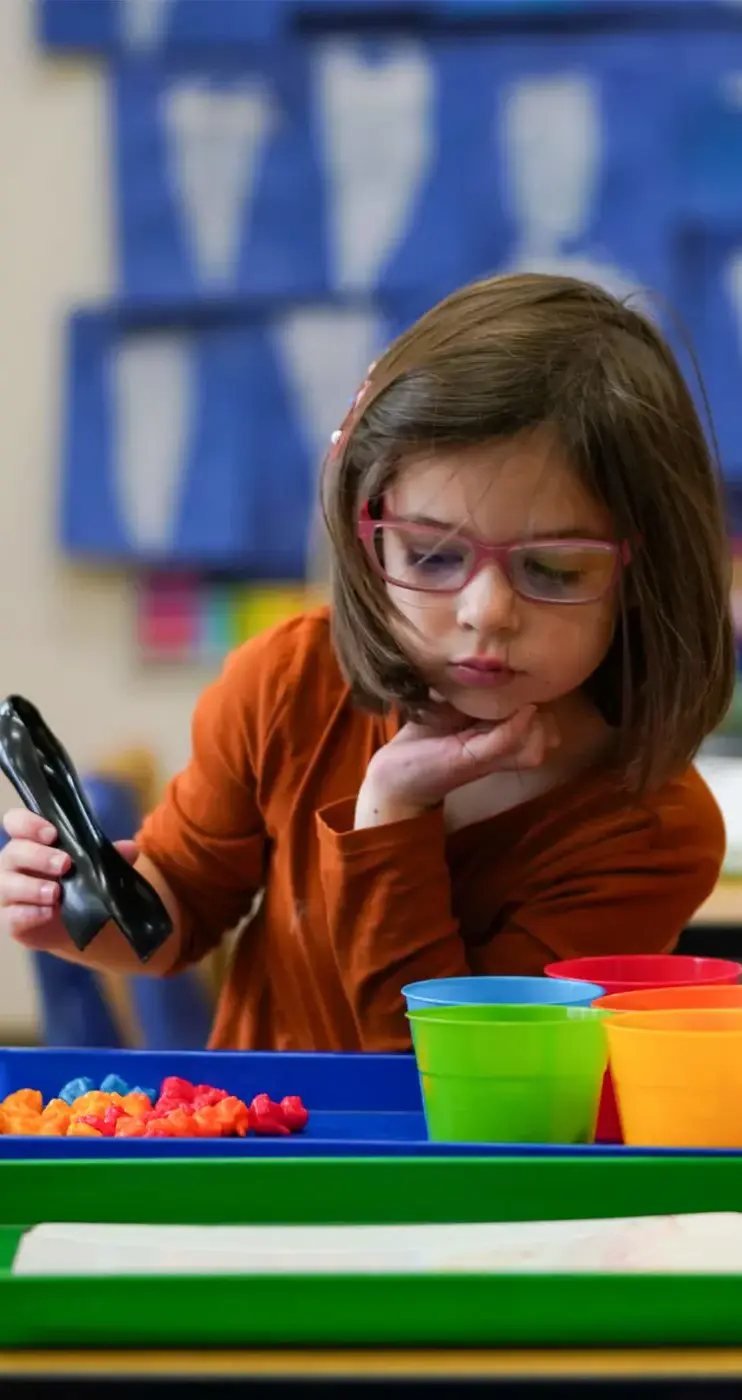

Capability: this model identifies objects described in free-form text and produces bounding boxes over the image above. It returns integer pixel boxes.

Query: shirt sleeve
[477,802,724,977]
[315,786,725,1051]
[316,798,470,1049]
[136,643,270,972]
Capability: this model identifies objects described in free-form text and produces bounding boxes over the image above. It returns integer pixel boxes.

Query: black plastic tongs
[0,695,173,962]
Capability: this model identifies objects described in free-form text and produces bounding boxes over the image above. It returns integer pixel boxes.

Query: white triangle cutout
[275,307,382,582]
[316,40,434,291]
[109,330,194,554]
[163,79,275,288]
[499,73,639,301]
[119,0,173,53]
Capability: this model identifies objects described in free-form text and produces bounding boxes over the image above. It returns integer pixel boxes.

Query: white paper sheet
[12,1214,742,1277]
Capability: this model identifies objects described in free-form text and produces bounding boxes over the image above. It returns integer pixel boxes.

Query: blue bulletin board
[61,300,391,572]
[36,0,742,651]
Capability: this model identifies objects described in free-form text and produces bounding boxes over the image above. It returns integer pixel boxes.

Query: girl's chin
[440,690,524,723]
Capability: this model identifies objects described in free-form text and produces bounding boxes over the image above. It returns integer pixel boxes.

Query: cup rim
[594,987,742,1010]
[545,954,742,984]
[606,1008,742,1035]
[402,975,606,1002]
[406,1004,607,1026]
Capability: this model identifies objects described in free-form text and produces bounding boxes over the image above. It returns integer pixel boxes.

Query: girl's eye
[405,547,466,573]
[515,546,614,600]
[524,557,583,585]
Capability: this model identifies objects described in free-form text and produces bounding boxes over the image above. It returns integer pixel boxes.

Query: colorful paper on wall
[137,576,325,662]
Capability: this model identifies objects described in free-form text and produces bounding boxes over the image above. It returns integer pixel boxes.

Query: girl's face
[383,427,619,722]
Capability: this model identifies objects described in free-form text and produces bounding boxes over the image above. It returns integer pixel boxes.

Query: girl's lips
[453,657,510,671]
[447,662,517,688]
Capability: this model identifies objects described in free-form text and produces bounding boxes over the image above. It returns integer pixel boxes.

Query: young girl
[0,273,734,1052]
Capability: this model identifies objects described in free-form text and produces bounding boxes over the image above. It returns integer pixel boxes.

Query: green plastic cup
[407,1003,609,1144]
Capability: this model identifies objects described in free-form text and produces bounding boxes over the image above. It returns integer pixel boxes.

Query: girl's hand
[355,703,558,829]
[0,808,138,951]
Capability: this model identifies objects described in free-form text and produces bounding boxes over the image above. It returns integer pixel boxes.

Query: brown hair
[321,272,735,792]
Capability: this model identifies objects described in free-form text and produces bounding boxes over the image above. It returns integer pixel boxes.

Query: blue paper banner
[111,35,678,306]
[674,232,742,478]
[39,0,742,54]
[674,36,742,227]
[111,41,491,301]
[112,53,328,301]
[429,0,742,14]
[451,35,678,305]
[49,9,742,564]
[39,0,284,53]
[60,304,389,571]
[660,37,742,476]
[61,312,259,567]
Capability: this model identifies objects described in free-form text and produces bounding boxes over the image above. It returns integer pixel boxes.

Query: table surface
[2,1349,742,1379]
[1,886,739,1381]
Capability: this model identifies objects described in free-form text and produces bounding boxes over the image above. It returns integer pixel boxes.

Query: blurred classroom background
[2,0,742,1045]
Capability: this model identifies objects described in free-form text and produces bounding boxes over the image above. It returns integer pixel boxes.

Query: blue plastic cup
[402,975,606,1014]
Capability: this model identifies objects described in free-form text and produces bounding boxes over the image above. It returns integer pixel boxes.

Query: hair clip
[329,362,377,460]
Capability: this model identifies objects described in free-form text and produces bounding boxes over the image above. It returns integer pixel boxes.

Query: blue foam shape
[100,1073,130,1096]
[131,1086,157,1103]
[58,1076,96,1105]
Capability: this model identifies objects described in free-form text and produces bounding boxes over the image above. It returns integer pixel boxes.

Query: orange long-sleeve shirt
[137,607,725,1052]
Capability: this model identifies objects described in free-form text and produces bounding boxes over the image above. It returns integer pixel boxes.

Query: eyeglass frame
[357,502,632,604]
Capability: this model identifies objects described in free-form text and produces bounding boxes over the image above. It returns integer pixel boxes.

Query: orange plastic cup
[606,1008,742,1148]
[595,984,742,1013]
[548,956,742,1142]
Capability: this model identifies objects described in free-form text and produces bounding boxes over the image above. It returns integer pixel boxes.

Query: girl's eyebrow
[395,513,603,541]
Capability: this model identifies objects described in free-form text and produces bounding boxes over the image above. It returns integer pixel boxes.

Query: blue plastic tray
[0,1046,427,1157]
[2,1046,741,1158]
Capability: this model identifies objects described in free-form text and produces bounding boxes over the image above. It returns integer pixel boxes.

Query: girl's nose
[455,563,520,635]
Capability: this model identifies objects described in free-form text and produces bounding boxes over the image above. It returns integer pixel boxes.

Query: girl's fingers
[455,707,537,764]
[495,724,550,772]
[2,810,56,844]
[5,906,58,949]
[450,709,556,779]
[114,840,139,866]
[0,839,70,877]
[371,703,558,808]
[0,873,60,908]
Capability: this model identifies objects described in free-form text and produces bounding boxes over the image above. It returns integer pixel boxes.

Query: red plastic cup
[545,955,742,1141]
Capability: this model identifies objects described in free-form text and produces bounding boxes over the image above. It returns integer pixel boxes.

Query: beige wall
[0,0,214,1034]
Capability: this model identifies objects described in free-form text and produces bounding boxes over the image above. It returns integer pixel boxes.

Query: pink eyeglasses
[358,504,630,605]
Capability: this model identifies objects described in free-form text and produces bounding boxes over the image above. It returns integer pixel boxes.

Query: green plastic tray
[1,1155,742,1347]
